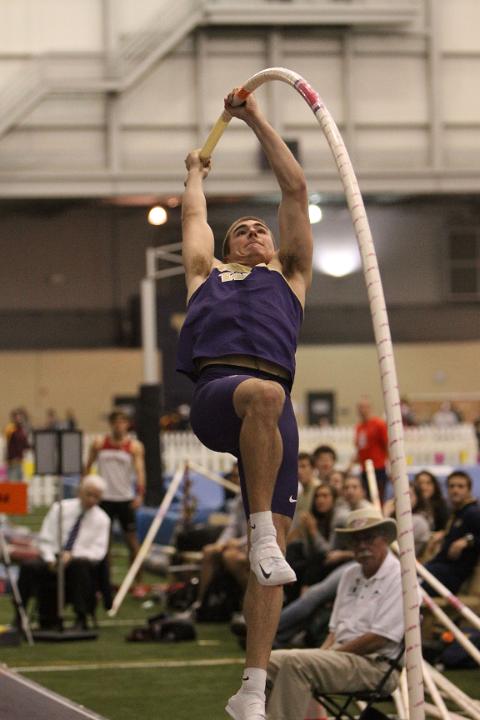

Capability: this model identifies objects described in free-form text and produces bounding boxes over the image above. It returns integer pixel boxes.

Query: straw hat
[336,507,397,545]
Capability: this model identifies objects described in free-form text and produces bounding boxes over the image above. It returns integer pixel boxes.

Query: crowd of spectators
[2,402,479,681]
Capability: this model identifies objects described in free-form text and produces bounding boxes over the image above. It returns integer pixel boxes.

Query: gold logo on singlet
[220,271,250,282]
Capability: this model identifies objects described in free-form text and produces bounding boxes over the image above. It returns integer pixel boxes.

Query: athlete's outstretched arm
[182,150,217,299]
[225,92,313,287]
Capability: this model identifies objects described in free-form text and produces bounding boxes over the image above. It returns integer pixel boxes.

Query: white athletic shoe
[249,537,297,586]
[226,691,266,720]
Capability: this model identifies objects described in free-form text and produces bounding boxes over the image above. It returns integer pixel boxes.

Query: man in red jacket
[353,398,389,504]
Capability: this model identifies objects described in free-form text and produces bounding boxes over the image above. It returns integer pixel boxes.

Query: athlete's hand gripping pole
[199,87,250,161]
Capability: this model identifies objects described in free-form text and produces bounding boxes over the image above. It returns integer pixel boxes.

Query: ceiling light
[308,204,323,224]
[148,206,167,226]
[314,246,361,278]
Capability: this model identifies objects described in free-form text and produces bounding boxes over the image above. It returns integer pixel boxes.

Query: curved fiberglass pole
[200,67,425,720]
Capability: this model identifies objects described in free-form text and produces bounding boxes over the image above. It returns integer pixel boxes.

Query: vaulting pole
[200,67,424,719]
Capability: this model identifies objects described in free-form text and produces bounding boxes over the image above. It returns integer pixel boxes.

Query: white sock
[249,511,276,544]
[241,667,267,695]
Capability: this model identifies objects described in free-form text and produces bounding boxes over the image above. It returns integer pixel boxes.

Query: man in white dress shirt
[16,475,110,630]
[265,508,406,720]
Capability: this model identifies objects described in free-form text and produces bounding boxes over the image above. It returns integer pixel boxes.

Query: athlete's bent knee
[250,381,285,418]
[234,378,285,420]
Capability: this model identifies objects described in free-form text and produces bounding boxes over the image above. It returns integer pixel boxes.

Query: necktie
[64,512,84,551]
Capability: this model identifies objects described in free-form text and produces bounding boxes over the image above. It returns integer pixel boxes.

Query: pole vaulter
[199,67,425,720]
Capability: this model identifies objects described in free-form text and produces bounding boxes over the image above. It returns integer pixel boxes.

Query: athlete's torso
[97,435,135,502]
[176,262,303,382]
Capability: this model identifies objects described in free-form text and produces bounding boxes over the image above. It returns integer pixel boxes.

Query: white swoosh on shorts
[289,496,297,503]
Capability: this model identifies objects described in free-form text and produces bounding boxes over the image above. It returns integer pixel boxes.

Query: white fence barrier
[0,424,477,509]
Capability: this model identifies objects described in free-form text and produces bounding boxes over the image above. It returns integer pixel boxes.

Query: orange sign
[0,483,28,514]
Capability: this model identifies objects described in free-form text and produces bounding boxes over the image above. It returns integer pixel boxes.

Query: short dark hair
[344,474,362,487]
[222,216,272,259]
[313,445,337,462]
[108,409,129,424]
[447,470,472,490]
[298,452,314,467]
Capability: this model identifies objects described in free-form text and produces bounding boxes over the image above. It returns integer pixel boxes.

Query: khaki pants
[267,648,399,720]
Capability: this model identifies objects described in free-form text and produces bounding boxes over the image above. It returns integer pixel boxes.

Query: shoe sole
[225,700,265,720]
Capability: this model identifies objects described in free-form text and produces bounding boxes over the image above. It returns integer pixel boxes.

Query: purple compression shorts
[190,365,299,519]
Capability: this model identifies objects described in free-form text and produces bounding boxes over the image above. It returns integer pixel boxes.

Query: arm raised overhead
[224,91,313,298]
[182,150,219,301]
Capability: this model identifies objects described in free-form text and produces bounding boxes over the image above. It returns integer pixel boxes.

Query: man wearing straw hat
[177,90,313,720]
[265,507,404,720]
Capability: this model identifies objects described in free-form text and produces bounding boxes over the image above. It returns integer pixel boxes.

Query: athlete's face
[226,219,275,266]
[111,417,129,438]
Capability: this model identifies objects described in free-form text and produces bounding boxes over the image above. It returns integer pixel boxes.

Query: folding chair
[312,643,404,720]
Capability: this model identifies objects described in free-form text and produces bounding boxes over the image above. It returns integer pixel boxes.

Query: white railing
[0,0,201,139]
[204,0,421,24]
[114,0,202,84]
[1,424,476,509]
[0,61,47,138]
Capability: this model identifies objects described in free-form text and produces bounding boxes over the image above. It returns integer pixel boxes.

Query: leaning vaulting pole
[200,67,424,719]
[108,464,185,617]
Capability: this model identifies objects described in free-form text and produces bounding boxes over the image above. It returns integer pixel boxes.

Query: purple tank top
[176,263,303,382]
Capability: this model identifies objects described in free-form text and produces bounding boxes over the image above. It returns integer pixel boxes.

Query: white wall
[1,342,478,430]
[0,348,144,431]
[293,341,480,425]
[0,0,480,195]
[0,0,102,53]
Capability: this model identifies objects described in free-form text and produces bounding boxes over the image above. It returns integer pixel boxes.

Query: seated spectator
[287,484,348,595]
[413,470,449,532]
[423,470,480,594]
[274,477,372,647]
[15,475,110,630]
[194,491,248,614]
[290,453,319,529]
[343,474,373,512]
[326,469,346,498]
[264,508,404,719]
[312,445,337,482]
[383,484,431,558]
[222,462,241,513]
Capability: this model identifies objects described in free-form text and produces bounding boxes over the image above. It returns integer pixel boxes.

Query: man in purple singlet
[177,89,313,720]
